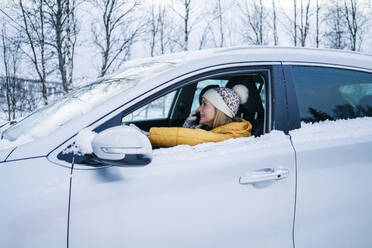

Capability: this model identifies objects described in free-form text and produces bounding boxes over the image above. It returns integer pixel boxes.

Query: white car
[1,47,372,248]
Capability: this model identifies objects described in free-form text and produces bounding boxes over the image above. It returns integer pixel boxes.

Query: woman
[149,85,252,147]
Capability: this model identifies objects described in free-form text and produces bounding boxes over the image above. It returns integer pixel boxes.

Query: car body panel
[0,147,15,162]
[290,118,372,247]
[0,157,70,248]
[69,132,296,248]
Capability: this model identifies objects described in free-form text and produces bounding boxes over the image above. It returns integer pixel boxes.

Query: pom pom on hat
[232,84,249,104]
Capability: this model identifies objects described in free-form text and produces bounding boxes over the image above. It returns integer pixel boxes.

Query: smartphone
[195,111,200,124]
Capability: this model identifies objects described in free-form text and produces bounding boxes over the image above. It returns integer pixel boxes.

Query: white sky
[1,0,371,82]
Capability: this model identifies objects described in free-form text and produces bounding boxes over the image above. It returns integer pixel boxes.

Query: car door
[0,157,70,248]
[63,64,297,247]
[286,65,372,247]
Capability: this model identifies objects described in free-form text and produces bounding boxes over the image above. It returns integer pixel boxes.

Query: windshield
[3,62,174,141]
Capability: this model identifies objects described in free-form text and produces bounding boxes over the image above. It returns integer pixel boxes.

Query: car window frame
[48,62,281,169]
[282,62,372,131]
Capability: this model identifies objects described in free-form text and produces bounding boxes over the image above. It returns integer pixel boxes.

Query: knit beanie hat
[202,84,249,118]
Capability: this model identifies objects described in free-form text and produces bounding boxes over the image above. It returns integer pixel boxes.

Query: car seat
[226,75,265,136]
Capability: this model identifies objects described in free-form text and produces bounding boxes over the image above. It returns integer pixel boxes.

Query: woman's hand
[182,110,200,128]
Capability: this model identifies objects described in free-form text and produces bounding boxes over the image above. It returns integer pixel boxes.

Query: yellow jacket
[149,119,252,147]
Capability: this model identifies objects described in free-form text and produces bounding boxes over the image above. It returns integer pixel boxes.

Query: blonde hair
[212,109,233,129]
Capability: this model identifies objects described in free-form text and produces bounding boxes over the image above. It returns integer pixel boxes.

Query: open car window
[122,91,177,122]
[121,70,268,141]
[57,67,270,165]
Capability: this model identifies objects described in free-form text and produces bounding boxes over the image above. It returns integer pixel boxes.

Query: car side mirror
[91,126,152,167]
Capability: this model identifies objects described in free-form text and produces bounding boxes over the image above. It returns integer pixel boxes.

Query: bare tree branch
[90,0,141,77]
[298,0,311,47]
[239,0,268,45]
[343,0,367,51]
[19,0,48,105]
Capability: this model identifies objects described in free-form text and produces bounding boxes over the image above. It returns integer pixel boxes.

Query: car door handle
[239,167,289,185]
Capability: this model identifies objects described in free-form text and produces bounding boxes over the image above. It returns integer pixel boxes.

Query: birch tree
[146,2,176,56]
[19,0,49,105]
[293,0,298,46]
[324,0,347,49]
[315,0,321,47]
[1,27,19,120]
[272,0,278,45]
[148,2,160,57]
[90,0,141,77]
[298,0,311,47]
[239,0,268,45]
[216,0,225,47]
[343,0,367,51]
[170,0,193,51]
[65,0,75,91]
[44,0,78,92]
[197,0,225,49]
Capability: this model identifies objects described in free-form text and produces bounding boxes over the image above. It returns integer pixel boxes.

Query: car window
[292,66,372,123]
[58,68,270,165]
[122,90,177,122]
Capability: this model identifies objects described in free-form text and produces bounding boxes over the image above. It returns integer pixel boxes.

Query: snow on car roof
[128,46,372,72]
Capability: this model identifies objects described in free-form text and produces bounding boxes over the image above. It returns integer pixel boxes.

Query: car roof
[126,46,372,72]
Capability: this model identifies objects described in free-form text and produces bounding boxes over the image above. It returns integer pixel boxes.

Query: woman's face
[197,98,216,126]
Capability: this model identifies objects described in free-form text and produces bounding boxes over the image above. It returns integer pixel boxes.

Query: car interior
[122,73,267,138]
[58,72,268,164]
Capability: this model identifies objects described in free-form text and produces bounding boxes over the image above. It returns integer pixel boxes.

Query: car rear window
[291,66,372,123]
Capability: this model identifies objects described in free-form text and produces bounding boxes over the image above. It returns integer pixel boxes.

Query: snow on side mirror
[91,126,152,167]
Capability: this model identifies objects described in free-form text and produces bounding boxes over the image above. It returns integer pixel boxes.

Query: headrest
[225,76,264,117]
